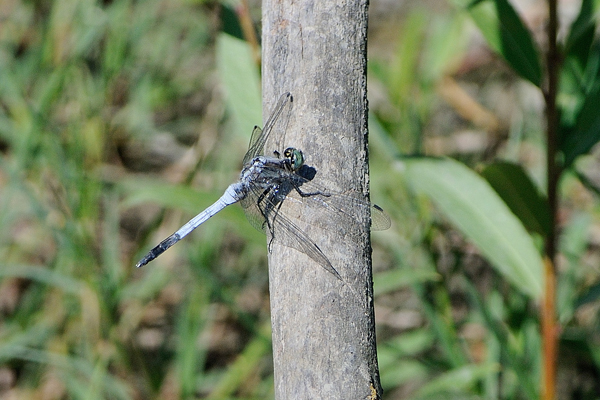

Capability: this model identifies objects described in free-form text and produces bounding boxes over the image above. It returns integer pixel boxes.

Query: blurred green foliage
[1,0,600,399]
[0,0,272,398]
[370,0,600,398]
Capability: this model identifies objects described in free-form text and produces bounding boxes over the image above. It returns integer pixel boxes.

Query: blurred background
[0,0,598,399]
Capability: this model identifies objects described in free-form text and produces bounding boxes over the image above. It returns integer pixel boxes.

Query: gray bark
[262,1,382,399]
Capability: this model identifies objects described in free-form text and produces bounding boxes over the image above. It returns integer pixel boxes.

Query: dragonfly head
[283,147,304,171]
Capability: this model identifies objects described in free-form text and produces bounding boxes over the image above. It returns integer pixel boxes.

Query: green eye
[284,147,304,170]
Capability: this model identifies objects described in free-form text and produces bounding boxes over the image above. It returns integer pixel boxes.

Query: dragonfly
[136,92,390,280]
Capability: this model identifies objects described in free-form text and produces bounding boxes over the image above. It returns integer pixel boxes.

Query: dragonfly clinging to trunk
[136,93,390,280]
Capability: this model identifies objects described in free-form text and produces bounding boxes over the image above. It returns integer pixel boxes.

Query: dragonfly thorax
[239,155,288,190]
[240,156,268,185]
[283,147,304,171]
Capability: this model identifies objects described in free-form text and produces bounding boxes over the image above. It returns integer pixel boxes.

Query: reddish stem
[542,257,557,400]
[542,0,560,398]
[236,0,261,67]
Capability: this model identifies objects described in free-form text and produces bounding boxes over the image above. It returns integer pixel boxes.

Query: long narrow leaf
[493,0,542,86]
[456,0,542,86]
[480,161,550,236]
[565,0,595,66]
[216,33,262,140]
[414,363,500,398]
[562,87,600,168]
[0,265,82,294]
[404,158,543,299]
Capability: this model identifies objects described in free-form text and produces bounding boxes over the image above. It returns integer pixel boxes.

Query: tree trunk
[262,1,381,399]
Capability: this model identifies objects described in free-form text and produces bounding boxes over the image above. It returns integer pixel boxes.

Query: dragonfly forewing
[240,162,390,280]
[243,92,293,164]
[259,187,343,280]
[251,164,391,233]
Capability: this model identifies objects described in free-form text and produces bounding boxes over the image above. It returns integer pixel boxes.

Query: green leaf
[561,86,600,168]
[452,0,499,53]
[480,161,550,236]
[558,213,591,319]
[380,360,428,389]
[423,13,470,80]
[414,363,500,398]
[389,11,428,104]
[176,287,210,398]
[216,33,262,141]
[494,0,542,86]
[0,265,82,294]
[576,281,600,308]
[560,0,600,167]
[119,177,218,213]
[404,157,543,299]
[565,0,596,67]
[220,4,245,40]
[559,0,598,122]
[381,331,435,357]
[373,268,440,297]
[460,0,542,86]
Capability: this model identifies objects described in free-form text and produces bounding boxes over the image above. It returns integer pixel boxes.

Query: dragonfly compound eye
[284,147,304,171]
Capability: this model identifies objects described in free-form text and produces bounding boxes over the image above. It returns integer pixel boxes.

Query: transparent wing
[371,204,392,231]
[238,165,390,279]
[241,165,391,233]
[243,92,293,164]
[243,178,342,280]
[271,170,391,231]
[268,205,342,280]
[288,185,391,231]
[245,126,263,161]
[239,186,267,232]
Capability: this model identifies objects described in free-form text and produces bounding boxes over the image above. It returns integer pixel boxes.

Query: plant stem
[237,0,261,67]
[543,0,560,398]
[542,257,557,400]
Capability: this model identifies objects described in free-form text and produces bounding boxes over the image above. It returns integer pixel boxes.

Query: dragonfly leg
[255,188,270,231]
[256,187,280,252]
[265,197,287,252]
[256,187,288,254]
[293,185,331,198]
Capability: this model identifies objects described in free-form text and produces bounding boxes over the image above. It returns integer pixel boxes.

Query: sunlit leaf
[216,33,262,140]
[423,13,470,80]
[373,268,440,296]
[404,157,543,299]
[389,11,428,104]
[120,177,219,213]
[415,363,500,398]
[380,360,428,390]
